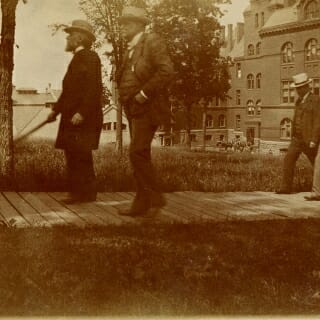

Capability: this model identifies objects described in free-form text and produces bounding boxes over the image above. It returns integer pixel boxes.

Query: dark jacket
[53,49,103,151]
[116,32,174,126]
[292,93,320,145]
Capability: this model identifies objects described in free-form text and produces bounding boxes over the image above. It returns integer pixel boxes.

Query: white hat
[291,73,312,88]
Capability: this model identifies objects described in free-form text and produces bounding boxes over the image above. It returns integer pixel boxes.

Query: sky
[12,0,250,92]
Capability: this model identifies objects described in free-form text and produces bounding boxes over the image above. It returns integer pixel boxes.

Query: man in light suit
[277,73,320,195]
[47,20,103,204]
[116,6,174,217]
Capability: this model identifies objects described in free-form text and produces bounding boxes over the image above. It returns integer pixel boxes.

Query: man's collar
[127,32,144,51]
[74,46,85,54]
[301,91,311,104]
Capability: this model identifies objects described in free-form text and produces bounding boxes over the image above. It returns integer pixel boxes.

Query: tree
[0,0,26,188]
[150,0,231,149]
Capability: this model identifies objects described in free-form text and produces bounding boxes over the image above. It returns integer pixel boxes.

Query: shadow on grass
[1,218,320,316]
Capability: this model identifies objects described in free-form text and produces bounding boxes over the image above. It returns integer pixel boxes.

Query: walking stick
[14,119,49,144]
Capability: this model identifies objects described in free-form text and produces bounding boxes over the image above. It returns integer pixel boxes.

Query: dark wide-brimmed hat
[118,6,151,25]
[291,72,312,88]
[64,20,96,41]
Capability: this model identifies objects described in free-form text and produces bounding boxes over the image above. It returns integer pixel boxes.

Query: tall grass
[10,139,313,192]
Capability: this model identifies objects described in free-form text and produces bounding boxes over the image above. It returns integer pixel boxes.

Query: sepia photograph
[0,0,320,317]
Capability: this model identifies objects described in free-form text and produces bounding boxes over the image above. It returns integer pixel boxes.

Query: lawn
[11,139,313,192]
[1,220,320,316]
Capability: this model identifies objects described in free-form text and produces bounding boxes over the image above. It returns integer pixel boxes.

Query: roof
[12,88,62,105]
[260,5,298,30]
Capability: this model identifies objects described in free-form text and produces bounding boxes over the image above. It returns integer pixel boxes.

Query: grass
[11,139,313,192]
[1,220,320,316]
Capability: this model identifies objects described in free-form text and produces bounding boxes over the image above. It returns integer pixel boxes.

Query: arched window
[256,100,262,116]
[247,74,254,89]
[248,44,255,56]
[305,0,320,19]
[247,100,255,116]
[256,73,262,89]
[261,12,265,26]
[218,115,226,128]
[280,118,292,139]
[255,13,259,27]
[206,114,214,128]
[305,38,320,61]
[256,42,261,55]
[282,42,294,63]
[236,63,242,78]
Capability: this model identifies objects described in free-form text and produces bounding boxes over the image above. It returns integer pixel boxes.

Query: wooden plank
[3,192,50,227]
[183,192,281,221]
[167,192,228,221]
[0,193,29,227]
[49,193,105,226]
[255,191,320,219]
[117,192,186,223]
[19,193,66,225]
[35,193,86,227]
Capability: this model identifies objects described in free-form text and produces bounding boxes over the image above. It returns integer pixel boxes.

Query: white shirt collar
[127,32,144,51]
[74,46,85,54]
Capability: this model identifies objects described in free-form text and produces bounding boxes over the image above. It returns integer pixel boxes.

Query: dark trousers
[280,137,316,191]
[128,114,160,208]
[64,149,97,200]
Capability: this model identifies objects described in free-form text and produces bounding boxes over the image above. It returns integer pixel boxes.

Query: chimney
[228,24,233,50]
[236,22,244,43]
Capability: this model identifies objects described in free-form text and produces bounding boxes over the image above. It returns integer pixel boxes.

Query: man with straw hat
[276,72,320,195]
[116,6,174,217]
[47,20,103,204]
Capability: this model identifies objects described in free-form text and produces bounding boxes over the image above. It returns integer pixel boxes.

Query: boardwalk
[0,191,319,227]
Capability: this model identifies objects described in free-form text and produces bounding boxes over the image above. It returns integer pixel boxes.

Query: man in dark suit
[277,72,320,195]
[47,20,103,204]
[116,6,174,217]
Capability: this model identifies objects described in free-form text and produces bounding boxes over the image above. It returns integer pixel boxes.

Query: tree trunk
[185,103,192,149]
[202,103,207,152]
[0,0,19,188]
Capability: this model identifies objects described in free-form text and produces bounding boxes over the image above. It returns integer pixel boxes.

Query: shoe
[275,189,292,194]
[61,197,80,205]
[304,195,320,201]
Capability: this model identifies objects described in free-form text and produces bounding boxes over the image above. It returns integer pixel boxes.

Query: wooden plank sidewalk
[0,191,318,228]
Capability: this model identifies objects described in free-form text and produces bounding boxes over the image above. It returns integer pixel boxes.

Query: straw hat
[64,20,96,41]
[291,73,312,88]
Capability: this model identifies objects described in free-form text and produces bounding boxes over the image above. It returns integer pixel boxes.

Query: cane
[14,119,50,144]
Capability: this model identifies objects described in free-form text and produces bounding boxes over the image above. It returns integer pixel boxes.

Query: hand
[309,141,316,148]
[134,92,147,104]
[47,111,58,123]
[71,113,84,125]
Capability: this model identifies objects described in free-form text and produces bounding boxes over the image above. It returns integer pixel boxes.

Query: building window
[103,122,112,131]
[256,42,261,55]
[236,63,242,78]
[305,0,320,19]
[305,38,320,61]
[236,90,241,105]
[205,135,212,141]
[247,100,255,116]
[280,118,292,139]
[215,97,220,106]
[281,80,295,103]
[206,114,214,128]
[236,115,241,129]
[311,78,320,95]
[282,42,294,63]
[256,100,261,116]
[218,115,226,128]
[247,74,254,89]
[261,12,265,26]
[248,44,255,56]
[255,13,259,27]
[190,134,196,142]
[256,73,262,89]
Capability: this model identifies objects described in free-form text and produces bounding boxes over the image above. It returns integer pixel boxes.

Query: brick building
[224,0,320,153]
